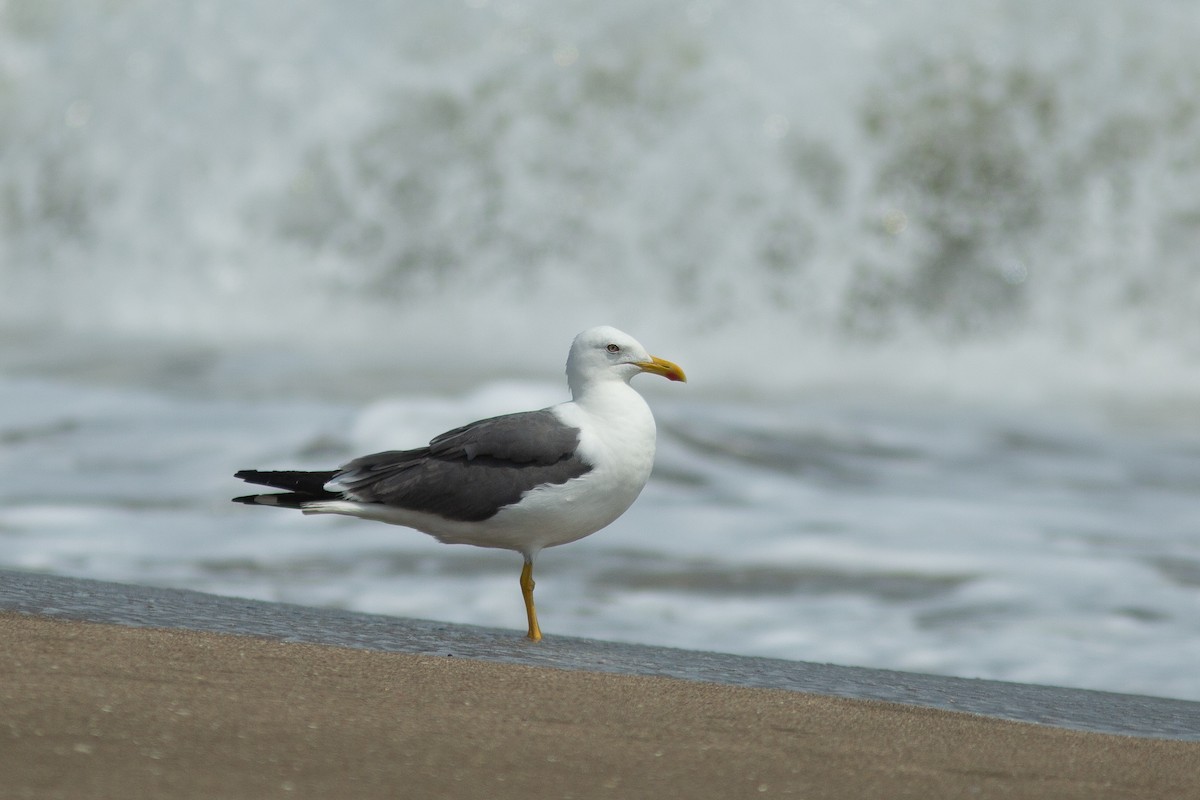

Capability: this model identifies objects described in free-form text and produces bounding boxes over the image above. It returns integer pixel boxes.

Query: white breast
[484,384,658,554]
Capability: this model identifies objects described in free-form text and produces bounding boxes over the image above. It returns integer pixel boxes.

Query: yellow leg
[520,559,542,642]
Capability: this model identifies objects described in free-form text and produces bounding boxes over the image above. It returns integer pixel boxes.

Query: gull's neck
[570,369,631,401]
[568,378,651,432]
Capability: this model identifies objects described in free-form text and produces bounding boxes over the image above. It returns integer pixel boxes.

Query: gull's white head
[565,326,686,397]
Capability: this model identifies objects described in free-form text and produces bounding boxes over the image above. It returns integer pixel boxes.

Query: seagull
[233,326,686,641]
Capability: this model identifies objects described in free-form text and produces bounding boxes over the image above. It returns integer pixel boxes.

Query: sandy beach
[3,612,1198,800]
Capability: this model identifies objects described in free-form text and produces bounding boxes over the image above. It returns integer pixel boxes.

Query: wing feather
[327,409,590,522]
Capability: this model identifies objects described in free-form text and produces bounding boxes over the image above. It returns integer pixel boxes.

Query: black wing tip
[233,469,340,495]
[231,492,319,509]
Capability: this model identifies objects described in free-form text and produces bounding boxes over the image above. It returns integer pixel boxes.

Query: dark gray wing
[329,409,592,522]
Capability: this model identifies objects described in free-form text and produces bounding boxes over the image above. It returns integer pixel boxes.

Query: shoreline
[4,570,1200,798]
[4,614,1200,799]
[2,568,1198,740]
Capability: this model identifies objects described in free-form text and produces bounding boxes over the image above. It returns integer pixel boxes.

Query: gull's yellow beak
[635,355,687,383]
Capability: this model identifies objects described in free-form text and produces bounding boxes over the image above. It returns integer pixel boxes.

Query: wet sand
[3,612,1198,800]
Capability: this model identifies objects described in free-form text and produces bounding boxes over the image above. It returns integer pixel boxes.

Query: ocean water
[2,0,1200,700]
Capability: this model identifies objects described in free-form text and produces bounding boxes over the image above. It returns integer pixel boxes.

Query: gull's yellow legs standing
[520,558,542,642]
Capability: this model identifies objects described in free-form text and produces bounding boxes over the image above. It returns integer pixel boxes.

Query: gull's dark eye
[606,344,620,353]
